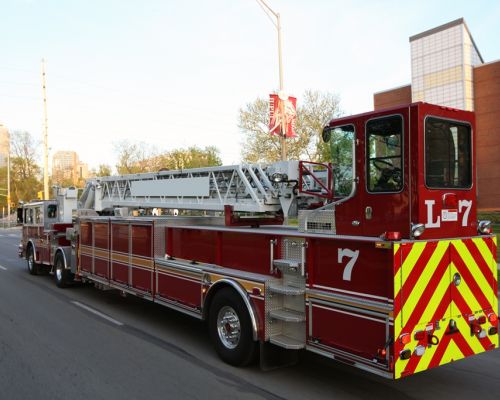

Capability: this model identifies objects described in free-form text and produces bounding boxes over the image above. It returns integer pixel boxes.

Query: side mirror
[322,126,332,143]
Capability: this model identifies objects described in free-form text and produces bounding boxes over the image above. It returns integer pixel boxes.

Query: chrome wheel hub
[56,267,62,281]
[217,306,241,349]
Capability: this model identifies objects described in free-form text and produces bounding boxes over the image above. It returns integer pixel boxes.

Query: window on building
[366,116,403,193]
[425,117,471,188]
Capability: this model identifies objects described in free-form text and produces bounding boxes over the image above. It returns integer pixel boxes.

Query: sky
[0,0,499,171]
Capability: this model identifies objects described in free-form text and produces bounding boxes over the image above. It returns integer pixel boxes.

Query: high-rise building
[52,150,89,186]
[373,18,500,210]
[0,124,9,167]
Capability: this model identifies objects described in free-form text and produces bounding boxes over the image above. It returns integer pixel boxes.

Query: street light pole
[41,58,49,200]
[256,0,287,160]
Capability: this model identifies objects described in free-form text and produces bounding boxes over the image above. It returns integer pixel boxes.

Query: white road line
[71,301,124,326]
[0,265,7,270]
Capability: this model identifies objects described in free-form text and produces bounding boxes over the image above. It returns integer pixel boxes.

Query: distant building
[374,18,500,210]
[0,124,9,167]
[52,150,89,186]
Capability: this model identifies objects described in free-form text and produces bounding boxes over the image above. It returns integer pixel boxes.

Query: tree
[238,90,342,163]
[114,140,158,174]
[9,131,43,204]
[90,164,113,177]
[114,141,222,174]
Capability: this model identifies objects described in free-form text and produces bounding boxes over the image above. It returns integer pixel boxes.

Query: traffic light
[37,191,44,200]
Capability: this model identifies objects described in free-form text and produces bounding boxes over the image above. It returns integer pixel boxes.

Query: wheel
[209,287,257,366]
[54,254,72,288]
[27,246,39,275]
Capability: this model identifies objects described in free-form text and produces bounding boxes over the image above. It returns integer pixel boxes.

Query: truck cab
[322,102,483,240]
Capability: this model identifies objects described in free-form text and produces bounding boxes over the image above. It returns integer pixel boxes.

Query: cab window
[425,117,471,188]
[47,205,57,219]
[328,124,355,197]
[366,115,403,193]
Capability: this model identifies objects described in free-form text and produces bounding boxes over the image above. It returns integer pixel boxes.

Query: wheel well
[54,249,66,268]
[202,279,259,341]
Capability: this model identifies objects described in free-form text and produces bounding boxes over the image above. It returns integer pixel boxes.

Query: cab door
[359,110,410,237]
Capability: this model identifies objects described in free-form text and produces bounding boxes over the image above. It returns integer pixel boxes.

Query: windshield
[425,117,472,189]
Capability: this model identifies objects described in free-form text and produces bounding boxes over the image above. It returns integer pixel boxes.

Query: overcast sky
[1,0,499,170]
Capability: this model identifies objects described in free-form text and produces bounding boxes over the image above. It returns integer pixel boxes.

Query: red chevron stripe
[428,331,474,370]
[400,252,450,335]
[452,254,492,311]
[487,237,498,263]
[462,239,495,287]
[394,243,438,322]
[400,282,453,375]
[394,243,414,275]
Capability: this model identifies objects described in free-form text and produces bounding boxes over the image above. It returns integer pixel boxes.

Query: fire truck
[19,102,498,379]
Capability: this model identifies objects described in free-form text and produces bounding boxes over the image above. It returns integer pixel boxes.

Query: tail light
[477,316,486,325]
[488,313,498,325]
[442,193,458,208]
[399,333,411,345]
[399,349,411,360]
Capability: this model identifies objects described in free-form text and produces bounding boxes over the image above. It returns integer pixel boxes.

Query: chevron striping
[452,252,494,311]
[462,239,495,290]
[394,242,427,297]
[451,270,484,314]
[400,249,449,328]
[453,241,494,301]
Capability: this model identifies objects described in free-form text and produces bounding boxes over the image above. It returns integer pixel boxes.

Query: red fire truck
[19,102,498,379]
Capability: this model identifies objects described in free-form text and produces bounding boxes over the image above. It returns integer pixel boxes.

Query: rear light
[471,324,482,335]
[489,327,498,335]
[477,316,487,325]
[414,345,426,357]
[488,313,498,325]
[384,231,401,240]
[399,349,411,360]
[377,348,387,358]
[478,329,487,339]
[414,330,425,341]
[442,193,458,208]
[411,223,425,238]
[478,220,492,235]
[399,333,411,345]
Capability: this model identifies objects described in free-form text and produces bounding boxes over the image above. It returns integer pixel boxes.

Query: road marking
[0,265,7,271]
[71,301,124,326]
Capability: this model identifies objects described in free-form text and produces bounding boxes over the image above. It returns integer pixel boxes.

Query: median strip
[71,301,124,326]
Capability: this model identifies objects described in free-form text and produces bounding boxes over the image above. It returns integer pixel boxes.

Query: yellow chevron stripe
[474,238,496,269]
[394,242,426,295]
[402,241,449,326]
[453,240,494,297]
[450,263,486,314]
[415,266,450,327]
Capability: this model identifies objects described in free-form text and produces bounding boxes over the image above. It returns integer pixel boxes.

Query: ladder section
[87,164,282,213]
[266,238,307,350]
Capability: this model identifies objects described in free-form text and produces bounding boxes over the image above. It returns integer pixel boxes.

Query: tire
[209,287,257,366]
[27,246,39,275]
[54,254,72,288]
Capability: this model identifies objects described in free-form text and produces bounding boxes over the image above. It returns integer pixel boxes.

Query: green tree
[238,90,342,163]
[9,131,42,204]
[115,142,222,174]
[90,164,113,177]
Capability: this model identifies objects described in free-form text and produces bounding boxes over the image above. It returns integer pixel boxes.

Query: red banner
[269,94,297,138]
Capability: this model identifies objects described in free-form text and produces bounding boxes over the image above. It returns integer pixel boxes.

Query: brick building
[374,18,500,210]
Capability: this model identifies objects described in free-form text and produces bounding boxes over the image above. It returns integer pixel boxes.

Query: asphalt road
[1,227,499,400]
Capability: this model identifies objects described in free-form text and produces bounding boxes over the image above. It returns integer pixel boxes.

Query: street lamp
[256,0,287,161]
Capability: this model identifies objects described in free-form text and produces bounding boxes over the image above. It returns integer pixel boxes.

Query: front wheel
[209,287,256,366]
[27,246,39,275]
[54,255,72,288]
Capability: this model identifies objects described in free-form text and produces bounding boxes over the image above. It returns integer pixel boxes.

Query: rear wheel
[27,246,39,275]
[209,287,256,366]
[54,254,72,288]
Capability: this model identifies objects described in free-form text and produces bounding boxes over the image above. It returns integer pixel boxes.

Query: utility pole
[7,133,10,227]
[41,59,49,200]
[256,0,287,160]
